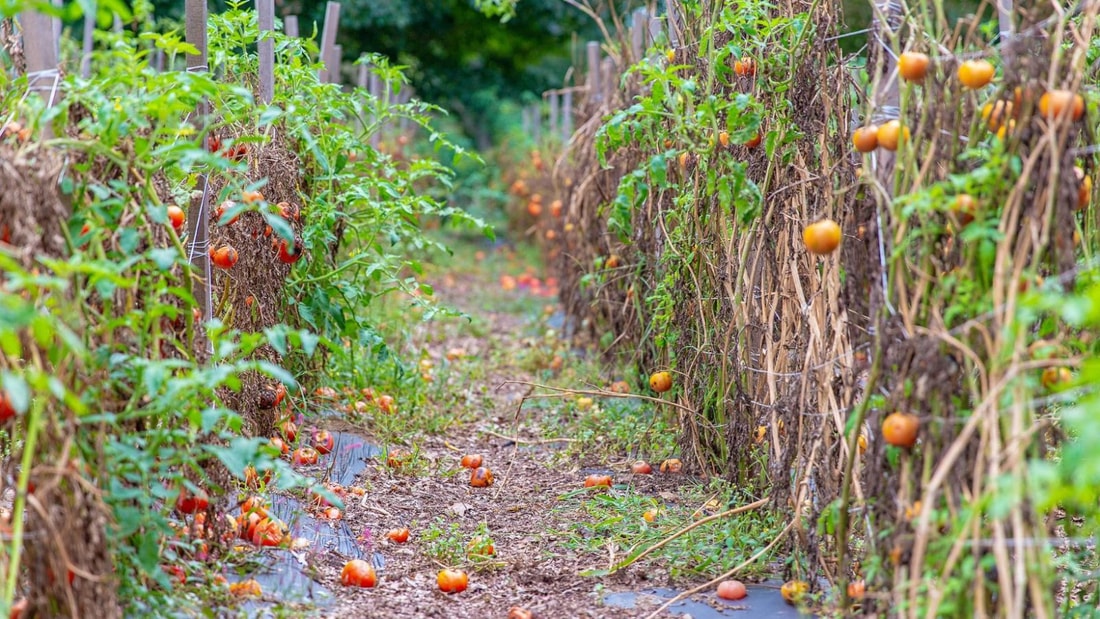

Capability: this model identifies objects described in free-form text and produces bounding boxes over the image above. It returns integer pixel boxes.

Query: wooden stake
[585,41,601,102]
[258,0,275,104]
[601,56,615,100]
[547,91,559,142]
[561,89,573,142]
[330,44,342,84]
[630,8,647,62]
[368,70,381,147]
[284,15,299,38]
[648,17,662,44]
[81,1,95,78]
[317,2,340,83]
[19,10,61,137]
[184,0,212,356]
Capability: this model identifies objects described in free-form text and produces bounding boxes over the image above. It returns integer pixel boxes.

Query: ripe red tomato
[210,245,239,269]
[277,201,301,221]
[0,390,15,422]
[460,454,483,469]
[631,460,653,474]
[386,527,410,543]
[175,487,209,514]
[717,579,748,600]
[340,559,378,587]
[466,535,494,556]
[437,569,468,593]
[313,430,335,455]
[277,239,303,264]
[166,205,185,232]
[377,394,395,413]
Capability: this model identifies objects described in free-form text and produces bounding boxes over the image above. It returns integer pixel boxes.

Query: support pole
[561,89,573,142]
[585,41,601,102]
[80,1,96,78]
[630,8,647,62]
[547,91,559,143]
[317,2,340,83]
[184,0,212,356]
[530,103,541,143]
[19,10,61,137]
[258,0,275,104]
[285,15,299,38]
[330,44,342,84]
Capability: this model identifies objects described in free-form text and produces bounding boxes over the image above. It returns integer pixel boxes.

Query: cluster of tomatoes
[206,191,305,271]
[499,269,559,298]
[316,385,397,418]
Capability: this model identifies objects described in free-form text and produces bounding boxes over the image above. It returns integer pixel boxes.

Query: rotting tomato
[470,466,494,488]
[213,200,239,225]
[743,132,762,149]
[460,454,483,469]
[277,201,301,221]
[951,194,978,227]
[292,446,319,466]
[313,429,335,455]
[242,190,264,204]
[467,535,494,556]
[659,458,683,473]
[377,394,395,413]
[507,608,534,619]
[649,371,673,393]
[1041,367,1072,389]
[1075,167,1092,210]
[386,527,410,543]
[781,580,808,604]
[882,412,919,448]
[803,219,842,255]
[897,51,929,82]
[244,466,270,489]
[847,579,866,600]
[733,57,755,77]
[278,420,298,443]
[322,507,342,520]
[584,474,612,488]
[229,578,262,597]
[341,559,378,587]
[270,436,289,455]
[716,579,748,600]
[437,569,468,593]
[631,460,653,474]
[210,245,239,269]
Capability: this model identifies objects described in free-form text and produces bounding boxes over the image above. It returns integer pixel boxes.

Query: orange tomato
[875,120,908,151]
[803,219,842,255]
[744,133,762,149]
[957,59,994,89]
[167,205,185,231]
[659,458,683,473]
[718,131,730,148]
[733,57,755,77]
[980,100,1014,130]
[229,578,262,597]
[847,579,866,600]
[1076,167,1092,210]
[470,466,494,488]
[437,569,468,593]
[882,412,919,448]
[270,436,289,455]
[213,200,239,225]
[460,454,483,469]
[716,579,748,600]
[1039,89,1085,122]
[386,527,410,543]
[898,51,930,82]
[584,474,612,488]
[244,465,270,489]
[242,190,264,204]
[781,580,808,604]
[507,608,534,619]
[1041,367,1072,389]
[340,559,378,587]
[852,126,879,153]
[550,199,564,218]
[631,460,653,474]
[277,201,301,221]
[210,245,239,269]
[527,201,543,217]
[605,254,622,269]
[649,371,673,393]
[952,194,978,227]
[277,239,303,264]
[378,394,395,413]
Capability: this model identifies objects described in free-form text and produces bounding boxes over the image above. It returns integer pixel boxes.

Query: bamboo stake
[258,0,275,104]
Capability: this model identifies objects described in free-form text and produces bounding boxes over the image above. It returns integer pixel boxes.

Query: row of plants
[0,2,486,615]
[513,0,1100,614]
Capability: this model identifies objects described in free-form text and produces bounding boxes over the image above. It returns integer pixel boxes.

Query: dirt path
[252,240,797,618]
